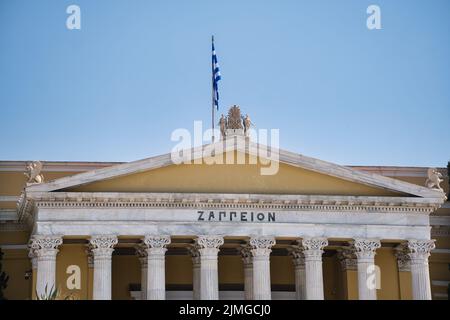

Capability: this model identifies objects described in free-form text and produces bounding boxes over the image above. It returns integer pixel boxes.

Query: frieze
[197,210,276,222]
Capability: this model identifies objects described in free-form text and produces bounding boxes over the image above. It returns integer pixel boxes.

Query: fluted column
[288,246,306,300]
[135,246,148,300]
[86,249,94,300]
[29,235,63,298]
[337,248,358,300]
[89,235,118,300]
[301,237,328,300]
[394,244,412,300]
[143,235,171,300]
[189,246,201,300]
[394,245,411,273]
[249,236,275,300]
[239,245,253,300]
[195,235,224,300]
[28,250,38,300]
[407,239,435,300]
[351,238,381,300]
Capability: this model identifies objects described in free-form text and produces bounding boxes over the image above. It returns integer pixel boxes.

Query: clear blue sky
[0,0,449,167]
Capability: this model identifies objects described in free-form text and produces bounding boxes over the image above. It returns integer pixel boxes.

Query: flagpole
[211,35,215,143]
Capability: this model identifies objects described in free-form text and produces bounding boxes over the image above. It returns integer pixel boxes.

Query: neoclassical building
[0,116,449,300]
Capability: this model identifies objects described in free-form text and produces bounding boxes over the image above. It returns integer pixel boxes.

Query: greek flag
[212,38,221,110]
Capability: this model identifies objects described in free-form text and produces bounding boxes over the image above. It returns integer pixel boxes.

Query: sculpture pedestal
[226,128,244,137]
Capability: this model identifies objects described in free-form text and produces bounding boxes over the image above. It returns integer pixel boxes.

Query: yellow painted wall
[343,270,358,300]
[430,253,450,300]
[398,272,412,300]
[218,255,244,284]
[0,230,29,244]
[66,153,403,196]
[270,256,294,285]
[375,248,401,300]
[2,249,31,300]
[0,229,32,300]
[55,244,89,300]
[323,255,341,300]
[0,171,78,197]
[112,255,140,300]
[167,255,193,285]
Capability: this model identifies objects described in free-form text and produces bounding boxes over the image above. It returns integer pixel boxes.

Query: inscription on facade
[197,210,276,222]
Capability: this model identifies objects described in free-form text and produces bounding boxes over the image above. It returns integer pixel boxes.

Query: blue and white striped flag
[212,38,221,110]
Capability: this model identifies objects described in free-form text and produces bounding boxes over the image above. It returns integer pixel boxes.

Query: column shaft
[289,246,306,300]
[301,237,328,300]
[294,265,306,300]
[192,255,201,300]
[93,253,113,300]
[239,246,253,300]
[89,235,118,300]
[196,235,224,300]
[143,235,171,300]
[136,246,148,300]
[352,238,381,300]
[407,240,435,300]
[29,235,63,299]
[243,263,253,300]
[249,236,275,300]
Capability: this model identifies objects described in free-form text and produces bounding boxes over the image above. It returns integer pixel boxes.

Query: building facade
[0,130,449,300]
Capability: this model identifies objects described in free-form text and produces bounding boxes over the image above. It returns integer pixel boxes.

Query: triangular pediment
[26,140,445,199]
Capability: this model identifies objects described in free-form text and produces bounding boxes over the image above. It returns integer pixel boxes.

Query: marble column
[86,249,94,300]
[351,238,381,300]
[300,237,328,300]
[89,235,118,300]
[189,246,201,300]
[288,246,306,300]
[249,236,275,300]
[29,235,63,299]
[28,250,38,299]
[135,246,148,300]
[143,235,171,300]
[195,235,224,300]
[394,245,411,273]
[337,248,358,300]
[337,248,357,272]
[394,244,412,300]
[239,245,253,300]
[407,239,435,300]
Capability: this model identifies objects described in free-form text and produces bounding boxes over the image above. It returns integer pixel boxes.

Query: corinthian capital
[238,245,253,265]
[287,246,305,267]
[143,235,171,255]
[301,237,328,251]
[195,235,224,257]
[407,239,435,261]
[394,244,411,272]
[300,237,328,260]
[29,235,63,259]
[135,245,148,266]
[89,235,118,258]
[351,238,381,260]
[196,235,224,249]
[188,245,201,265]
[249,236,276,257]
[337,248,357,271]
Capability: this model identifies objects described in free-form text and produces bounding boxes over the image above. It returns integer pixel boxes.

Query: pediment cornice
[24,139,446,200]
[25,191,443,215]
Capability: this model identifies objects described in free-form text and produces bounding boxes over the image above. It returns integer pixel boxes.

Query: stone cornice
[2,160,444,178]
[25,191,443,214]
[431,226,450,237]
[0,161,120,172]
